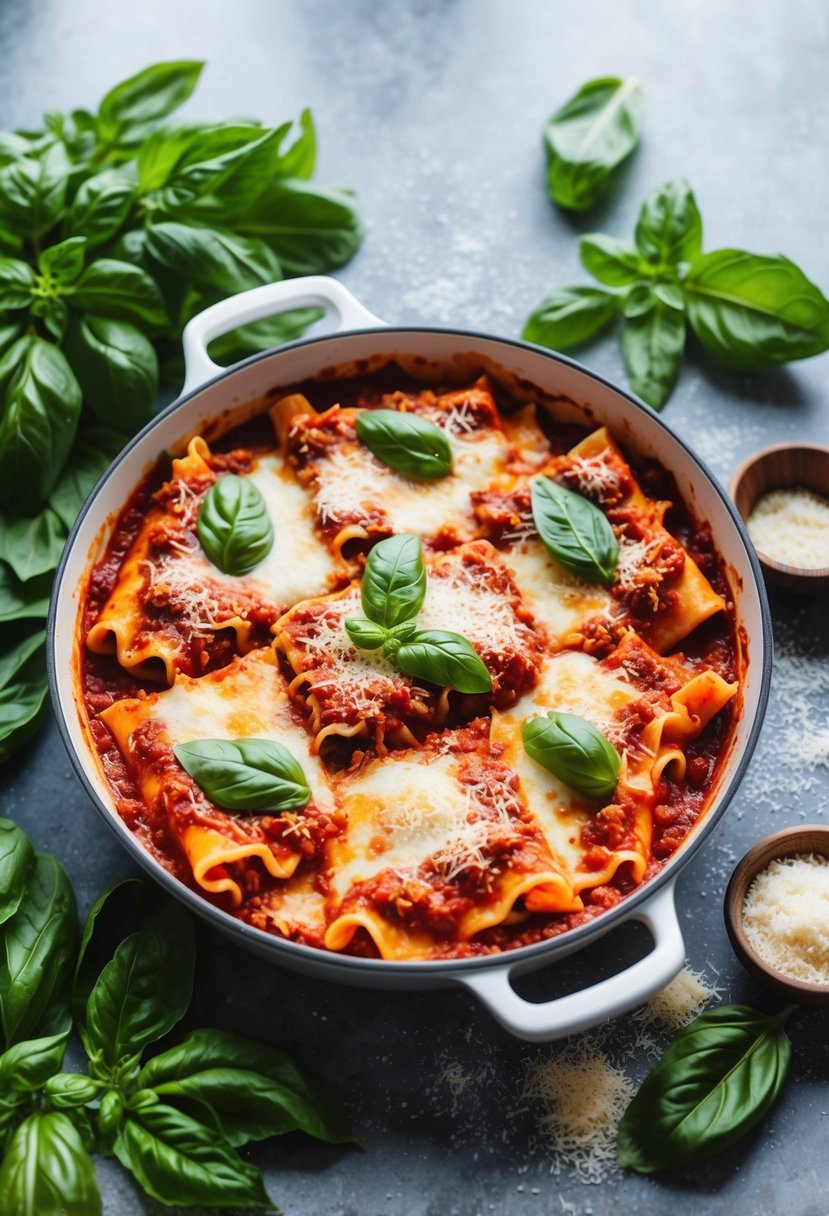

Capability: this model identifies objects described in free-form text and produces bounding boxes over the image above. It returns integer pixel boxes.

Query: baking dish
[48,275,772,1042]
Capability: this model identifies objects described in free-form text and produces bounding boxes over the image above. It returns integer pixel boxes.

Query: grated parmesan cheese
[635,965,723,1034]
[746,487,829,570]
[743,852,829,983]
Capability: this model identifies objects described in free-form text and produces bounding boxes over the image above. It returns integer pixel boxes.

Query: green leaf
[139,1026,353,1146]
[684,249,829,371]
[344,618,388,650]
[0,144,71,238]
[522,710,621,799]
[0,678,49,763]
[67,258,167,329]
[196,474,274,575]
[617,1004,794,1173]
[114,1102,273,1210]
[635,178,702,266]
[63,314,157,432]
[84,899,194,1068]
[145,221,282,293]
[237,179,363,275]
[0,256,37,309]
[531,475,618,583]
[43,1073,99,1109]
[31,295,70,342]
[356,409,453,480]
[523,285,619,350]
[579,234,643,287]
[395,628,492,694]
[0,853,76,1048]
[48,427,124,530]
[97,61,204,143]
[0,1112,101,1216]
[136,128,196,193]
[274,108,316,179]
[0,336,82,514]
[545,76,645,211]
[0,628,46,690]
[37,236,87,284]
[0,819,35,925]
[0,507,67,581]
[207,306,324,365]
[174,738,311,815]
[0,1031,69,1093]
[64,168,136,246]
[157,125,284,214]
[0,321,24,357]
[0,566,52,622]
[361,533,427,629]
[622,290,686,410]
[73,878,155,1034]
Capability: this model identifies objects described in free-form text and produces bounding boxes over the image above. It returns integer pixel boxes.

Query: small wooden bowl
[724,825,829,1006]
[728,443,829,592]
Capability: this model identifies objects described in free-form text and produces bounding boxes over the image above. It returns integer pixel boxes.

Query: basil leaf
[139,1026,353,1146]
[73,878,155,1035]
[523,285,619,350]
[685,249,829,371]
[395,628,492,694]
[0,321,25,358]
[97,60,204,144]
[63,314,157,432]
[0,145,70,239]
[0,1112,101,1216]
[43,1074,99,1109]
[361,533,427,629]
[114,1102,272,1210]
[135,128,199,193]
[545,76,645,211]
[531,475,618,584]
[0,1031,69,1093]
[48,427,123,530]
[0,678,49,763]
[84,900,195,1068]
[579,234,644,287]
[145,221,282,293]
[0,819,35,926]
[622,290,686,410]
[522,710,621,799]
[635,178,702,266]
[0,336,82,514]
[31,295,70,342]
[67,259,167,329]
[157,125,283,215]
[274,108,316,180]
[197,475,274,575]
[0,566,52,623]
[0,853,76,1048]
[617,1004,794,1173]
[174,738,311,814]
[207,306,323,365]
[344,618,388,650]
[38,236,87,285]
[236,179,363,275]
[0,507,67,582]
[64,169,136,246]
[0,628,46,690]
[356,408,453,480]
[0,256,37,308]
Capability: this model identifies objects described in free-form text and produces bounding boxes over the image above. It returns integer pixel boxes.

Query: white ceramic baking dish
[48,275,772,1042]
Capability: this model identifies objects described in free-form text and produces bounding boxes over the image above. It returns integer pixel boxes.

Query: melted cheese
[420,552,531,654]
[502,541,614,644]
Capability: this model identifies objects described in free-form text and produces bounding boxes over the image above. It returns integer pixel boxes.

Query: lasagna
[80,368,740,961]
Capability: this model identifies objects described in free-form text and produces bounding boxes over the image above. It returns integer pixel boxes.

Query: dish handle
[181,275,387,394]
[450,880,684,1042]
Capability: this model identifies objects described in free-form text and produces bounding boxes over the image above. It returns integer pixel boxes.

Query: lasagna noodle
[87,436,341,683]
[99,648,333,908]
[323,749,580,960]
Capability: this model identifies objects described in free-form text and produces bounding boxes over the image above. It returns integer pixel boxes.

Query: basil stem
[531,475,618,584]
[173,738,311,814]
[196,474,274,576]
[522,710,620,799]
[360,533,427,629]
[356,409,453,480]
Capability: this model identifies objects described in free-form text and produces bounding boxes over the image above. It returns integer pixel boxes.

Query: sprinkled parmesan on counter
[747,487,829,569]
[743,853,829,984]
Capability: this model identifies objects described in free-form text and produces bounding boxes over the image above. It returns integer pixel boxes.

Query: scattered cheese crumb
[743,853,829,984]
[747,487,829,570]
[636,964,723,1034]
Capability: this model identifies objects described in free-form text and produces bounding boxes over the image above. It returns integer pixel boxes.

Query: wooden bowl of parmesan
[725,825,829,1005]
[729,443,829,592]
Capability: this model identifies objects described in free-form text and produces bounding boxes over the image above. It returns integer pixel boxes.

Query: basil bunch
[524,177,829,409]
[174,738,311,814]
[355,409,453,480]
[0,819,352,1214]
[522,710,621,799]
[0,60,363,765]
[618,1003,796,1173]
[545,76,645,212]
[197,475,274,575]
[345,533,492,694]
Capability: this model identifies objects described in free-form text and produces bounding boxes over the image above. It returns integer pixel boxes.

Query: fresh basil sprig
[196,475,274,576]
[173,738,312,815]
[522,710,621,799]
[356,409,453,480]
[0,821,353,1213]
[545,76,645,212]
[345,533,492,694]
[531,475,618,584]
[524,176,829,409]
[618,1003,796,1173]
